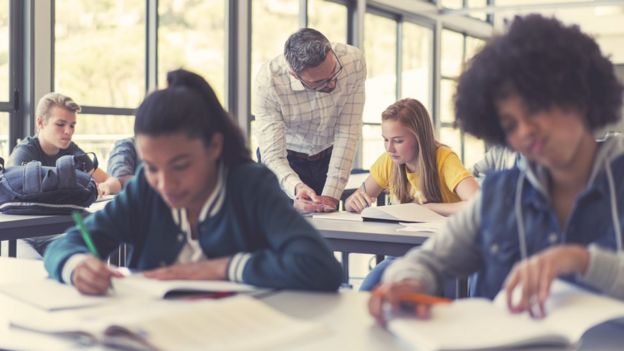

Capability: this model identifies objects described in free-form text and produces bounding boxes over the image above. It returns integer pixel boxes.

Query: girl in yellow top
[345,98,479,216]
[346,98,480,291]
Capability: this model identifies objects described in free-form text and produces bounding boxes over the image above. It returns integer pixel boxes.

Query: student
[369,15,624,323]
[345,98,479,291]
[106,137,139,189]
[7,92,120,259]
[44,69,343,294]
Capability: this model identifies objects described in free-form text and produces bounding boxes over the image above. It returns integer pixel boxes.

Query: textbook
[386,280,624,351]
[361,203,445,223]
[112,274,260,299]
[10,295,326,351]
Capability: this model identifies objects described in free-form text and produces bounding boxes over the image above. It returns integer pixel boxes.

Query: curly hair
[455,14,623,146]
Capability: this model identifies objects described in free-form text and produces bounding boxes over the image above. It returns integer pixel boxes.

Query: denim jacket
[384,135,624,300]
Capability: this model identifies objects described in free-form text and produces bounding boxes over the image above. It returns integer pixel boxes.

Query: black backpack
[0,154,98,215]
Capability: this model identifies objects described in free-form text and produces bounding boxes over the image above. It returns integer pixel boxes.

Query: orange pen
[397,292,452,305]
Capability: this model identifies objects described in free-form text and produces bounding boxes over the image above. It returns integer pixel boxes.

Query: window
[401,22,433,111]
[55,0,145,108]
[0,0,8,102]
[440,29,486,168]
[158,0,226,102]
[308,0,348,43]
[362,12,396,168]
[72,114,134,171]
[0,0,9,159]
[249,0,299,158]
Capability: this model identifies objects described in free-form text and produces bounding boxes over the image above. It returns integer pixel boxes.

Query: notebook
[361,203,445,223]
[386,280,624,351]
[9,295,326,351]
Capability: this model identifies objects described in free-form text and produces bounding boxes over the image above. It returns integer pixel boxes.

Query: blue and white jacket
[44,162,342,291]
[384,135,624,300]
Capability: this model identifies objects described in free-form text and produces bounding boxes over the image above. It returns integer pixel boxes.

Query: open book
[313,203,446,223]
[112,274,259,299]
[10,295,326,351]
[361,203,445,223]
[387,280,624,351]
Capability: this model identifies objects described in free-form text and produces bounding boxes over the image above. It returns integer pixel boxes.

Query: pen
[72,211,100,259]
[397,292,452,305]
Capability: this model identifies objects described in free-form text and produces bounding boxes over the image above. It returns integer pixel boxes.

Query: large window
[0,0,9,159]
[158,0,226,102]
[308,0,348,43]
[362,12,433,169]
[54,0,144,167]
[55,0,145,108]
[439,29,486,169]
[249,0,299,158]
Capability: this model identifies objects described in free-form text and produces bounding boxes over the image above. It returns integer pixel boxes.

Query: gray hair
[284,28,332,74]
[36,92,81,121]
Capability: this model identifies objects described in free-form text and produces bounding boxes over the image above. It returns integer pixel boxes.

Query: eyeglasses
[296,51,343,91]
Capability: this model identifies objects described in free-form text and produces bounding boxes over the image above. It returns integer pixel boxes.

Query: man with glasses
[254,28,366,213]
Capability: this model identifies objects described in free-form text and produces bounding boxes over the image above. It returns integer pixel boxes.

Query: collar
[171,162,227,228]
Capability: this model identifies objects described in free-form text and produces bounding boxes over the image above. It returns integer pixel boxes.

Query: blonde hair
[36,92,81,122]
[382,98,442,204]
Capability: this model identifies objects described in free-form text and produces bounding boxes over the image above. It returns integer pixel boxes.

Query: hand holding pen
[344,182,375,213]
[368,280,451,325]
[71,212,123,295]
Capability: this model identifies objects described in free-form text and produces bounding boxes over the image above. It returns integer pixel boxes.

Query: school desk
[0,257,623,351]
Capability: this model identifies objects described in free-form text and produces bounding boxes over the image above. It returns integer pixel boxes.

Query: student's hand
[368,280,431,326]
[73,256,123,295]
[504,244,589,318]
[345,189,373,213]
[143,257,230,281]
[97,177,122,196]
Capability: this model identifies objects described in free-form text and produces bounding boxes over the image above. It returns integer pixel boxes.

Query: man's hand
[143,257,230,281]
[294,183,337,213]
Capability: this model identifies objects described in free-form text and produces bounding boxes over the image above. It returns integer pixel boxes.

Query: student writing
[345,98,479,291]
[369,15,624,323]
[44,69,342,295]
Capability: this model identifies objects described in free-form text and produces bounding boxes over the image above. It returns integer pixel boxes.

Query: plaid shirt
[253,43,365,199]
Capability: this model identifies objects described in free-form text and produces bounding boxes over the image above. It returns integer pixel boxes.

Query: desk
[310,217,431,285]
[0,202,108,257]
[1,258,623,351]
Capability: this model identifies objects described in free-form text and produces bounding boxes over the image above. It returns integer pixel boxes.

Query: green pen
[72,211,100,259]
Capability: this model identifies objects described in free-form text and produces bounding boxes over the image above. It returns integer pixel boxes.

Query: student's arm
[253,65,303,199]
[44,173,147,286]
[321,50,366,204]
[107,138,138,187]
[423,176,480,216]
[345,175,383,213]
[233,166,342,291]
[370,194,483,322]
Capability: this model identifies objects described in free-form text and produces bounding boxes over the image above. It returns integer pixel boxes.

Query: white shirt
[253,42,366,199]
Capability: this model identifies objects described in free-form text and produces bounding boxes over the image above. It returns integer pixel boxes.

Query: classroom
[0,1,624,350]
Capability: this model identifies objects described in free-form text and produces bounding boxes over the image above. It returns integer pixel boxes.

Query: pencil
[398,292,452,305]
[72,211,100,259]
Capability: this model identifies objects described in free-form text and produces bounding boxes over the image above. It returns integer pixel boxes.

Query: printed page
[123,295,327,351]
[363,203,446,223]
[0,279,114,311]
[312,211,363,221]
[388,298,561,351]
[112,274,259,299]
[494,280,624,344]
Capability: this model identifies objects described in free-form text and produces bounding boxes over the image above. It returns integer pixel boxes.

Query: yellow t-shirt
[369,145,472,204]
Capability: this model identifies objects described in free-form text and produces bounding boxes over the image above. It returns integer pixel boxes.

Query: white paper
[397,221,447,233]
[362,203,445,223]
[312,211,363,221]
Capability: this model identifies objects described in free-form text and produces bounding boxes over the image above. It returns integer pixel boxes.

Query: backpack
[0,154,98,215]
